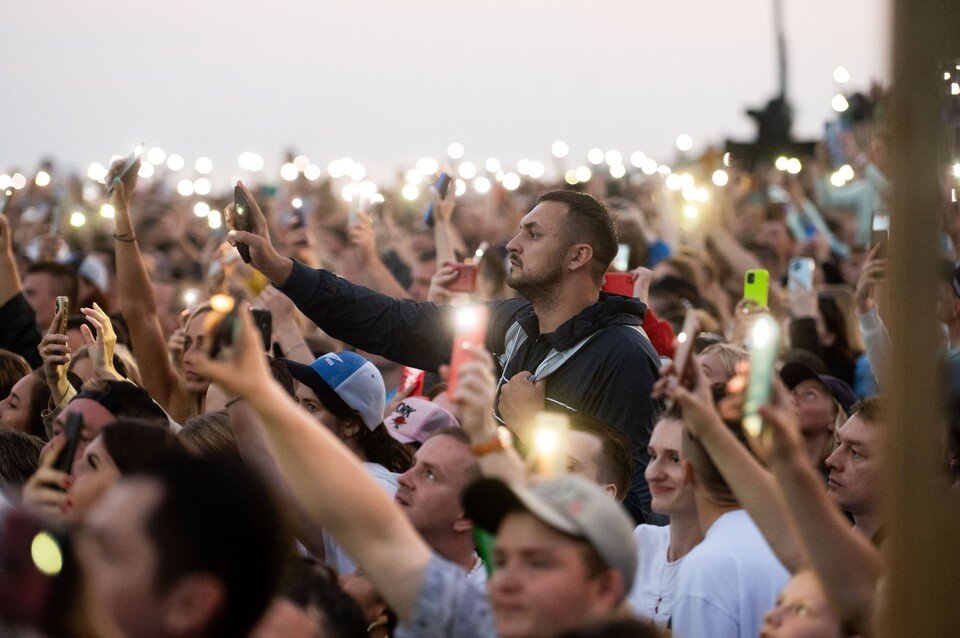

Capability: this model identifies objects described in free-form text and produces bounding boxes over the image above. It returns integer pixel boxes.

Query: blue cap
[283,352,385,430]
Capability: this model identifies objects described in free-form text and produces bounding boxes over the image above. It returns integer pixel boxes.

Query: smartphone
[423,172,452,227]
[824,121,847,168]
[672,310,701,386]
[55,296,69,334]
[612,243,631,272]
[232,185,253,263]
[448,262,478,293]
[787,258,815,291]
[53,412,84,478]
[871,212,890,258]
[531,412,570,478]
[105,143,144,194]
[435,172,452,199]
[742,315,780,437]
[0,188,13,215]
[601,272,635,297]
[743,269,770,307]
[285,207,305,231]
[447,304,489,399]
[251,309,272,352]
[207,310,239,360]
[49,205,63,236]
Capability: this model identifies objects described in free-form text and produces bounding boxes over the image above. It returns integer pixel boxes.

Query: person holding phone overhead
[226,185,663,522]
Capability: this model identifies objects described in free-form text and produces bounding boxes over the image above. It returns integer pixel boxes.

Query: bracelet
[113,232,137,243]
[471,436,507,457]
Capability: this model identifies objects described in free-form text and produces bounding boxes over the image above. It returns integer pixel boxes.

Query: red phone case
[601,272,635,297]
[448,263,478,293]
[447,306,489,399]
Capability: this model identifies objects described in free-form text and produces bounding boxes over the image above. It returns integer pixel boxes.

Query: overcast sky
[2,0,889,184]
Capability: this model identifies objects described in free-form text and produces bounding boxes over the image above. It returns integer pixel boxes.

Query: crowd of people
[1,83,959,638]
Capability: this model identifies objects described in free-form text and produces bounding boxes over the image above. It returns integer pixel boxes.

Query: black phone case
[233,186,253,263]
[252,309,272,351]
[53,412,83,479]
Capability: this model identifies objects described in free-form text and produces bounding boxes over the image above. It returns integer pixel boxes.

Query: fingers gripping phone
[233,186,253,263]
[207,299,272,358]
[105,144,143,195]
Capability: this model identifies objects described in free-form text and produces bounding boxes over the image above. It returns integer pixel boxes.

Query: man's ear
[163,573,225,636]
[602,483,618,500]
[567,244,594,273]
[452,513,473,534]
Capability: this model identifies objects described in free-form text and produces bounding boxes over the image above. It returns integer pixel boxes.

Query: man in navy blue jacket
[227,184,661,521]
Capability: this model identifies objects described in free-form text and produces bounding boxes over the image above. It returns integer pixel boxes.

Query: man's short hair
[130,454,291,638]
[569,414,634,501]
[538,191,617,282]
[75,379,168,425]
[851,396,883,424]
[426,426,481,483]
[25,262,79,302]
[281,558,368,638]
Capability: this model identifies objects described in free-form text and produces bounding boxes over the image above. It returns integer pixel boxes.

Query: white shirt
[672,509,789,638]
[323,462,399,575]
[627,524,684,628]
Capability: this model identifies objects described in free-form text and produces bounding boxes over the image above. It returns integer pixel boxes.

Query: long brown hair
[347,414,414,474]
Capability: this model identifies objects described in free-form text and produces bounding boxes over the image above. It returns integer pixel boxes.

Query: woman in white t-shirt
[627,415,703,629]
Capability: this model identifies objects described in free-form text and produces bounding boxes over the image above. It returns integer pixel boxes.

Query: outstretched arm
[109,162,188,418]
[226,183,458,371]
[348,212,410,299]
[188,308,432,621]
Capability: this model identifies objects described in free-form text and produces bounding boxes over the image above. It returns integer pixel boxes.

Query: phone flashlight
[531,412,570,478]
[446,304,489,399]
[742,315,780,437]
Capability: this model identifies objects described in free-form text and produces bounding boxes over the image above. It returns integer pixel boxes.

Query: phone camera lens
[747,274,755,283]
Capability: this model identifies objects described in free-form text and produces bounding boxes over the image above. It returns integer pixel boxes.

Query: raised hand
[80,302,122,380]
[105,156,140,213]
[225,181,293,285]
[631,267,652,304]
[185,304,271,400]
[39,309,72,404]
[652,357,721,440]
[426,260,461,304]
[432,179,456,224]
[453,346,498,443]
[854,243,889,314]
[21,437,71,522]
[348,212,379,263]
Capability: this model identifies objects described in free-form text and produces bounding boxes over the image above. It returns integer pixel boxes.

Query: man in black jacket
[227,184,661,521]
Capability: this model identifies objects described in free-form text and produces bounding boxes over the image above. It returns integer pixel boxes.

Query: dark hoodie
[277,260,662,521]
